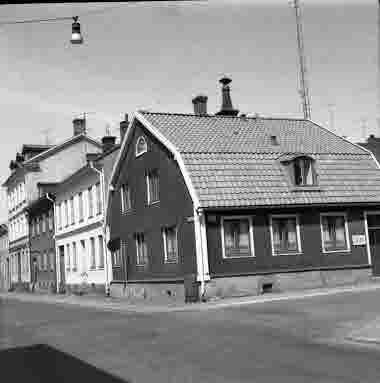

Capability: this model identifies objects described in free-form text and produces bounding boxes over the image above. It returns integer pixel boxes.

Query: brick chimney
[73,118,86,136]
[119,114,129,142]
[192,95,208,115]
[215,77,239,117]
[101,136,116,153]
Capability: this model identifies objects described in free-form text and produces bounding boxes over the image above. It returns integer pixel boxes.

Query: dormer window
[136,136,147,157]
[293,157,314,186]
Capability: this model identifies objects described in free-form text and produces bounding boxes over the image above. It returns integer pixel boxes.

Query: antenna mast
[292,0,311,120]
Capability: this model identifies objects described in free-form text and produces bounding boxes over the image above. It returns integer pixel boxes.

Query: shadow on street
[0,343,130,383]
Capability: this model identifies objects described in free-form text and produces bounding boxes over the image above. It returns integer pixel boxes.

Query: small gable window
[136,136,147,157]
[287,156,316,187]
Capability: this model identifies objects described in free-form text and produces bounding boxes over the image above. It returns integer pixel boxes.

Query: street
[2,289,380,382]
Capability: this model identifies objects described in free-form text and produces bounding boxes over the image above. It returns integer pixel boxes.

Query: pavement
[2,279,380,314]
[3,283,380,382]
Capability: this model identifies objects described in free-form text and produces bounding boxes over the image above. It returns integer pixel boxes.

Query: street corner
[344,317,380,347]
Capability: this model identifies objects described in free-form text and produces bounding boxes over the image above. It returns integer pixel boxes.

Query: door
[367,213,380,276]
[58,245,66,291]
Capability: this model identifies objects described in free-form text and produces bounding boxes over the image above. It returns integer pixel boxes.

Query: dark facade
[206,206,369,278]
[109,121,197,285]
[26,194,56,292]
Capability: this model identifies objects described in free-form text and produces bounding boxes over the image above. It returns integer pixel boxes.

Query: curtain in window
[287,219,297,250]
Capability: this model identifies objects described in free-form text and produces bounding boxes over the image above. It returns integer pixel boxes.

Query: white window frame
[162,226,179,264]
[98,235,105,269]
[135,136,148,157]
[320,212,350,254]
[72,242,77,271]
[120,184,131,213]
[146,170,159,205]
[220,216,255,259]
[135,233,148,266]
[42,214,46,233]
[269,214,302,256]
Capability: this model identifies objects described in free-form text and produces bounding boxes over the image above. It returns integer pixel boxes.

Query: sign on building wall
[352,234,366,246]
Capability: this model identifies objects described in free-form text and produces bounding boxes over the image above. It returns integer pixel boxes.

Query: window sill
[272,252,303,256]
[122,209,133,215]
[148,200,160,206]
[291,186,322,192]
[323,249,351,254]
[164,260,179,264]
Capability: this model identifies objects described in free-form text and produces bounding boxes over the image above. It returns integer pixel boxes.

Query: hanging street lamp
[70,16,83,45]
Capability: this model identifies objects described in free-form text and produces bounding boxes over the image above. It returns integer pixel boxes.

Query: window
[121,184,132,212]
[135,233,148,266]
[70,197,75,225]
[112,249,121,267]
[88,187,94,218]
[72,242,77,271]
[270,215,301,255]
[136,136,147,157]
[64,200,69,227]
[162,226,179,263]
[42,214,46,233]
[58,203,63,230]
[78,192,84,222]
[31,219,35,237]
[44,252,48,271]
[293,157,315,186]
[66,244,71,271]
[36,217,40,235]
[96,182,102,215]
[221,217,254,258]
[49,251,55,271]
[321,213,350,253]
[98,235,104,269]
[90,237,96,269]
[48,210,53,231]
[146,169,159,204]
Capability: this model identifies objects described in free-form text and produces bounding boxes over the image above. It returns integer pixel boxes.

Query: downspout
[45,193,58,293]
[89,161,110,296]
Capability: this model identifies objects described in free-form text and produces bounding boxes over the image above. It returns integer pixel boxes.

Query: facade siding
[110,120,196,282]
[206,206,370,277]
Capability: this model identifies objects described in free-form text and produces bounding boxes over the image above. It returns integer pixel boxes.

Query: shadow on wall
[0,344,130,383]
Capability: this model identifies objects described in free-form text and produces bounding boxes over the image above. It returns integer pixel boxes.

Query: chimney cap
[219,77,232,86]
[192,95,208,104]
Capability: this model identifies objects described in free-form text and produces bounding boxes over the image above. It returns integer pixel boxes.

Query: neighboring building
[358,134,380,162]
[107,78,380,303]
[25,183,57,292]
[2,118,103,290]
[55,135,119,295]
[0,224,10,291]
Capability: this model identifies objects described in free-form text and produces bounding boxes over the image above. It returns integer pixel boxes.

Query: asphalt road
[2,289,380,383]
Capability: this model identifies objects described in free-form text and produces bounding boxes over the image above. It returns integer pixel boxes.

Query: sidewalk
[2,280,380,314]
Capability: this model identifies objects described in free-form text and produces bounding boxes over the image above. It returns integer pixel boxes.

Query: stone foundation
[110,282,185,303]
[204,267,372,300]
[65,283,106,296]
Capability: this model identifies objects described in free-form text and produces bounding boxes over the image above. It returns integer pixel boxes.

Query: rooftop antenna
[41,127,53,145]
[290,0,311,120]
[328,103,335,133]
[378,0,380,135]
[361,117,368,141]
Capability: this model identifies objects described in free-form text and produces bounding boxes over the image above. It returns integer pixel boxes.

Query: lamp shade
[70,17,83,44]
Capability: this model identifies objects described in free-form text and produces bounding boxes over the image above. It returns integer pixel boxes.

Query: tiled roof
[138,112,380,208]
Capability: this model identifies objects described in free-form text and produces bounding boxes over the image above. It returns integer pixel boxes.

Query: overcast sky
[0,0,376,222]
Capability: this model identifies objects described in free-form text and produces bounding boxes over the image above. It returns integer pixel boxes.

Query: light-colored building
[2,118,103,290]
[55,135,119,295]
[0,224,10,291]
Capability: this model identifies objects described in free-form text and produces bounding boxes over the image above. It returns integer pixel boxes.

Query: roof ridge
[139,110,309,122]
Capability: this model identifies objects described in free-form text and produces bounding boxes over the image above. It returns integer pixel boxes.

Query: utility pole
[291,0,311,120]
[378,0,380,135]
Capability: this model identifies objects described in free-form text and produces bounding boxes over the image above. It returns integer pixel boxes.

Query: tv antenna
[290,0,311,120]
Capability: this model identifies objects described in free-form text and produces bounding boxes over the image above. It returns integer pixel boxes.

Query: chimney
[192,95,208,115]
[119,114,129,142]
[101,135,116,153]
[215,77,239,117]
[73,118,86,136]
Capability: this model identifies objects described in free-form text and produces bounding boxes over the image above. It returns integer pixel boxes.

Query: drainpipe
[45,193,57,293]
[89,162,110,296]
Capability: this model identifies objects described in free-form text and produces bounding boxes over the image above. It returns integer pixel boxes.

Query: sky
[0,0,377,222]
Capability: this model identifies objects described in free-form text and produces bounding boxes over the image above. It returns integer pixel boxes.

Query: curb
[2,282,380,314]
